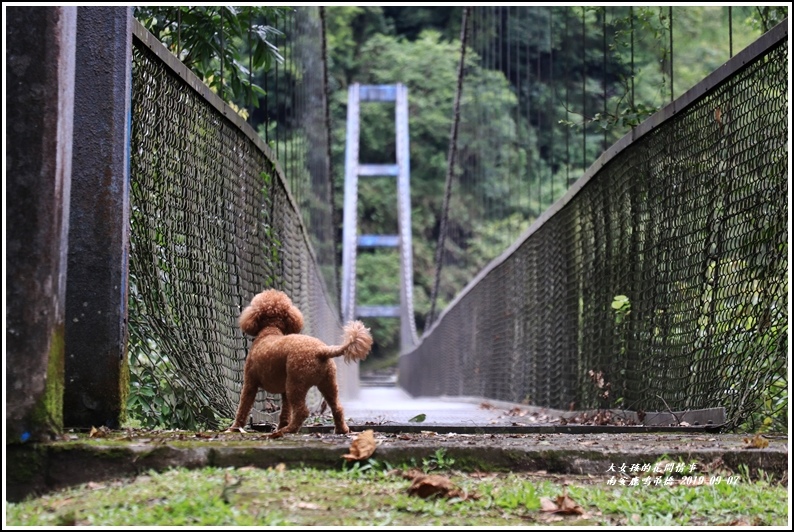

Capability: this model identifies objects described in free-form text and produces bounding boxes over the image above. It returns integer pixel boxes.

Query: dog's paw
[225,426,247,434]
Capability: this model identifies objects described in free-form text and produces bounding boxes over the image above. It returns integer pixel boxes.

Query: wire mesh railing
[400,19,789,432]
[127,9,340,429]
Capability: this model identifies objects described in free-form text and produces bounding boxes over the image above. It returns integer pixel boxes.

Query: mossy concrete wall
[6,6,77,443]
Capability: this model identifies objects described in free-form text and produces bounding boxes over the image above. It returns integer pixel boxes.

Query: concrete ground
[344,386,515,426]
[6,386,788,503]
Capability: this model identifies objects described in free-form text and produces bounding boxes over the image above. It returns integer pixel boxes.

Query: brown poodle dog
[229,289,372,435]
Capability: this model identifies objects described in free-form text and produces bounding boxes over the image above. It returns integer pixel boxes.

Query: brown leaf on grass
[406,473,476,500]
[540,497,559,512]
[408,474,454,498]
[342,429,377,461]
[393,468,424,481]
[540,490,586,516]
[479,402,496,410]
[89,426,109,438]
[743,434,769,449]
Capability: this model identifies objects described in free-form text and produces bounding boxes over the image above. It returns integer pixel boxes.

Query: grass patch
[6,459,788,526]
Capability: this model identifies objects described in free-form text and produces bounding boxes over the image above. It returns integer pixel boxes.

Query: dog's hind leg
[279,382,311,433]
[277,393,291,430]
[316,380,349,434]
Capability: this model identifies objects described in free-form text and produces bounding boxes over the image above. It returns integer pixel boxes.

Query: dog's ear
[239,299,264,336]
[283,304,304,335]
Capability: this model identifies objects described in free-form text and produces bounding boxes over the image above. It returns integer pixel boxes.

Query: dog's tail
[318,321,373,363]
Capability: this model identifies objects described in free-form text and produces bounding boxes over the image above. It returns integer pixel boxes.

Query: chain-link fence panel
[128,9,341,430]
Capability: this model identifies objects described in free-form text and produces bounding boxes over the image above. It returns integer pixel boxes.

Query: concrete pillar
[6,6,77,442]
[63,7,133,428]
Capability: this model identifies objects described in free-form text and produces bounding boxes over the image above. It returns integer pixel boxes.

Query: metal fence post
[63,6,133,428]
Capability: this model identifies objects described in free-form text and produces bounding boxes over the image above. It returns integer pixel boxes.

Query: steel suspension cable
[427,6,471,327]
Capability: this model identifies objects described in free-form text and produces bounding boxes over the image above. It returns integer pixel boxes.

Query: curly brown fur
[230,289,372,435]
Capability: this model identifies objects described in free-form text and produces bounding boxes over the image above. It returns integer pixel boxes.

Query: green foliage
[745,6,789,32]
[134,6,287,107]
[342,457,395,478]
[492,480,540,511]
[422,449,456,472]
[611,294,631,323]
[126,336,221,431]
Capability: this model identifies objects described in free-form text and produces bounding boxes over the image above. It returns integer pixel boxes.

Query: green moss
[118,345,130,426]
[29,324,65,438]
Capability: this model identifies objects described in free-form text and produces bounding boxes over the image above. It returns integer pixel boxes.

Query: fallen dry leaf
[540,489,586,516]
[406,473,475,500]
[394,468,424,481]
[89,426,109,438]
[408,474,455,498]
[743,434,769,449]
[342,429,377,461]
[540,497,559,512]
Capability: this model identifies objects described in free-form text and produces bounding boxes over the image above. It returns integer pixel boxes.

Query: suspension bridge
[7,7,789,446]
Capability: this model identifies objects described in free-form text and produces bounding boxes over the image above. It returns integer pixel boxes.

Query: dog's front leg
[229,381,259,431]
